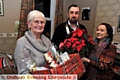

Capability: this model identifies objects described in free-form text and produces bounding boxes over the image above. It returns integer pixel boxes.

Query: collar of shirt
[68,20,78,30]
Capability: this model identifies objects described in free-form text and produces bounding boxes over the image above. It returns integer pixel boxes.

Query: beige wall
[0,0,21,54]
[0,37,16,55]
[0,0,21,33]
[63,0,73,21]
[94,0,120,42]
[63,0,97,36]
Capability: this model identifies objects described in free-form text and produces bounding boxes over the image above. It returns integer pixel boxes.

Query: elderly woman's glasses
[33,20,45,25]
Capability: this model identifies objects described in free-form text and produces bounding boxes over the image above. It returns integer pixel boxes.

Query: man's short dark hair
[68,4,80,11]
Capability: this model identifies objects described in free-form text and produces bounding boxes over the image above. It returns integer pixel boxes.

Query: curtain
[54,0,63,29]
[17,0,34,39]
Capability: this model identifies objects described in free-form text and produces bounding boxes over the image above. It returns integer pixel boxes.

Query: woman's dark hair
[68,4,80,12]
[99,23,113,42]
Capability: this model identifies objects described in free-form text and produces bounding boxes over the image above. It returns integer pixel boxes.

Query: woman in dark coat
[81,23,117,80]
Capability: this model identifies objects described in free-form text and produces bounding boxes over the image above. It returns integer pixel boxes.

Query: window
[34,0,56,39]
[35,0,50,17]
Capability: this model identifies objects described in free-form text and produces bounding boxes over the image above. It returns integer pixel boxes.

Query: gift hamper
[32,53,85,78]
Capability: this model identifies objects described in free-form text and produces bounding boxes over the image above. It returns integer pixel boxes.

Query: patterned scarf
[87,37,111,80]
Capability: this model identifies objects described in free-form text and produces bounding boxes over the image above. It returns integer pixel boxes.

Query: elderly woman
[14,10,56,74]
[81,23,117,80]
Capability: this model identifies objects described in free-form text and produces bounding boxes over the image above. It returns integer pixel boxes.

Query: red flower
[65,41,71,48]
[72,29,83,37]
[88,34,94,44]
[59,28,94,57]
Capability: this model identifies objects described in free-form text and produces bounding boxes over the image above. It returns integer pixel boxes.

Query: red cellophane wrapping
[32,53,85,78]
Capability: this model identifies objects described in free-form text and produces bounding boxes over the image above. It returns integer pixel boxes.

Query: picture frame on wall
[81,7,91,21]
[0,0,3,16]
[117,16,120,32]
[117,27,120,32]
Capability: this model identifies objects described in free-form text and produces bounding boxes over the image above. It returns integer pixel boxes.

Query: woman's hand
[81,57,90,63]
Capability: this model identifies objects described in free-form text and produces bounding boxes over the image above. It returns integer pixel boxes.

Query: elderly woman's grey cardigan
[14,31,56,74]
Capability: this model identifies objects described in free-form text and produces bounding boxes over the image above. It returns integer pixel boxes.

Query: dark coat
[86,44,117,80]
[51,21,87,48]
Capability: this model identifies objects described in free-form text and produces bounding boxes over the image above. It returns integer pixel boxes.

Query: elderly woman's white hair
[27,10,46,23]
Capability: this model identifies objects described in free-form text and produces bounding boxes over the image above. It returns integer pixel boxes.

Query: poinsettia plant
[59,28,94,57]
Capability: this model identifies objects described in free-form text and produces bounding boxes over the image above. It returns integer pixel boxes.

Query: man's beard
[69,17,77,24]
[70,20,77,24]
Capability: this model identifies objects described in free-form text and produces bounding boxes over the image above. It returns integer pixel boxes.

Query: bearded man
[51,4,87,48]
